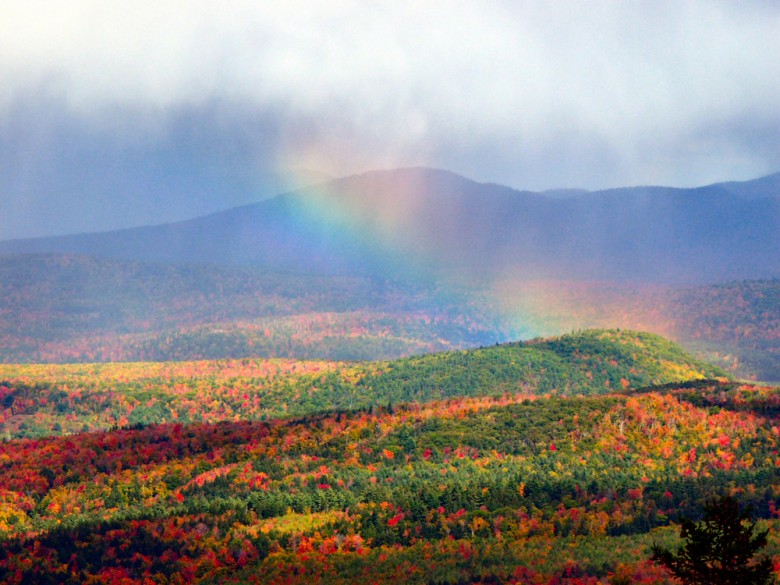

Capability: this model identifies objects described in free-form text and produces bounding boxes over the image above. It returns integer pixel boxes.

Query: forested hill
[0,376,776,583]
[1,253,776,379]
[0,167,777,283]
[361,329,727,403]
[0,330,763,585]
[0,253,510,364]
[0,329,726,439]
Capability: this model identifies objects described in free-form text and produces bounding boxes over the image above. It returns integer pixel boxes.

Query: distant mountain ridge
[0,167,777,283]
[705,171,780,200]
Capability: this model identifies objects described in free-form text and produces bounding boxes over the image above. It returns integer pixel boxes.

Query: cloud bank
[1,1,779,238]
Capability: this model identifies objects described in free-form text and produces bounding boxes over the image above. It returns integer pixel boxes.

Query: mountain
[0,167,777,283]
[708,170,780,200]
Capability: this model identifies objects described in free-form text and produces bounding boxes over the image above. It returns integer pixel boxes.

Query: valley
[0,254,777,381]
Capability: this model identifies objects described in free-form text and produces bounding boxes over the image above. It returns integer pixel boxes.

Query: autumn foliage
[0,369,778,582]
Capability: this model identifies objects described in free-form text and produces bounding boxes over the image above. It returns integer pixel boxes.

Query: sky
[1,1,779,239]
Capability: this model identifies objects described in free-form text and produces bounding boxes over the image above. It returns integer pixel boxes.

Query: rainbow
[267,165,679,342]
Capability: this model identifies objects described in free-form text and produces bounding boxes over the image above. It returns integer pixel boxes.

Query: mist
[1,1,779,238]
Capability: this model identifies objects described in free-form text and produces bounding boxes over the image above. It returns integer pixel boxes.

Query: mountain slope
[358,329,726,403]
[1,167,777,283]
[710,170,780,200]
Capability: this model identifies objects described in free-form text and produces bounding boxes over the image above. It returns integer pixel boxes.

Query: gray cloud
[1,1,779,237]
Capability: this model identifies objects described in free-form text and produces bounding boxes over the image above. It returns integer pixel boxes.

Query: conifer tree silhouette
[651,496,774,585]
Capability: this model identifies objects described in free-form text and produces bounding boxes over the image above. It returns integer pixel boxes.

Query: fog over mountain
[2,3,779,240]
[1,168,777,285]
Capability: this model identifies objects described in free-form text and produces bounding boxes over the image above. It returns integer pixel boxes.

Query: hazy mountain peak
[708,171,780,199]
[0,168,777,285]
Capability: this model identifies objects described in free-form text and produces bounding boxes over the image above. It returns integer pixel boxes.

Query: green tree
[651,496,775,585]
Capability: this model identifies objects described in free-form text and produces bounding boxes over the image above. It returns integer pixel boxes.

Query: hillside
[486,278,780,382]
[0,330,726,439]
[0,380,777,584]
[1,167,777,284]
[0,255,777,380]
[0,254,508,363]
[667,280,780,381]
[0,332,774,585]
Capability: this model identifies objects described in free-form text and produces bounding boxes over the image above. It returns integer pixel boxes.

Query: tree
[651,496,775,585]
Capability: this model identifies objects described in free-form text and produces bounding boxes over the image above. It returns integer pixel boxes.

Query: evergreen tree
[651,496,774,585]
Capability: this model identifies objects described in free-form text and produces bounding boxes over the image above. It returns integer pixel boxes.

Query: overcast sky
[1,1,779,238]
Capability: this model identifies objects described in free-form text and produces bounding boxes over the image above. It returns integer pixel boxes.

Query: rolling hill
[0,254,777,380]
[0,253,511,364]
[0,368,776,583]
[0,329,726,439]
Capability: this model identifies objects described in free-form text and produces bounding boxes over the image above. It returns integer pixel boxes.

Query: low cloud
[1,1,779,237]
